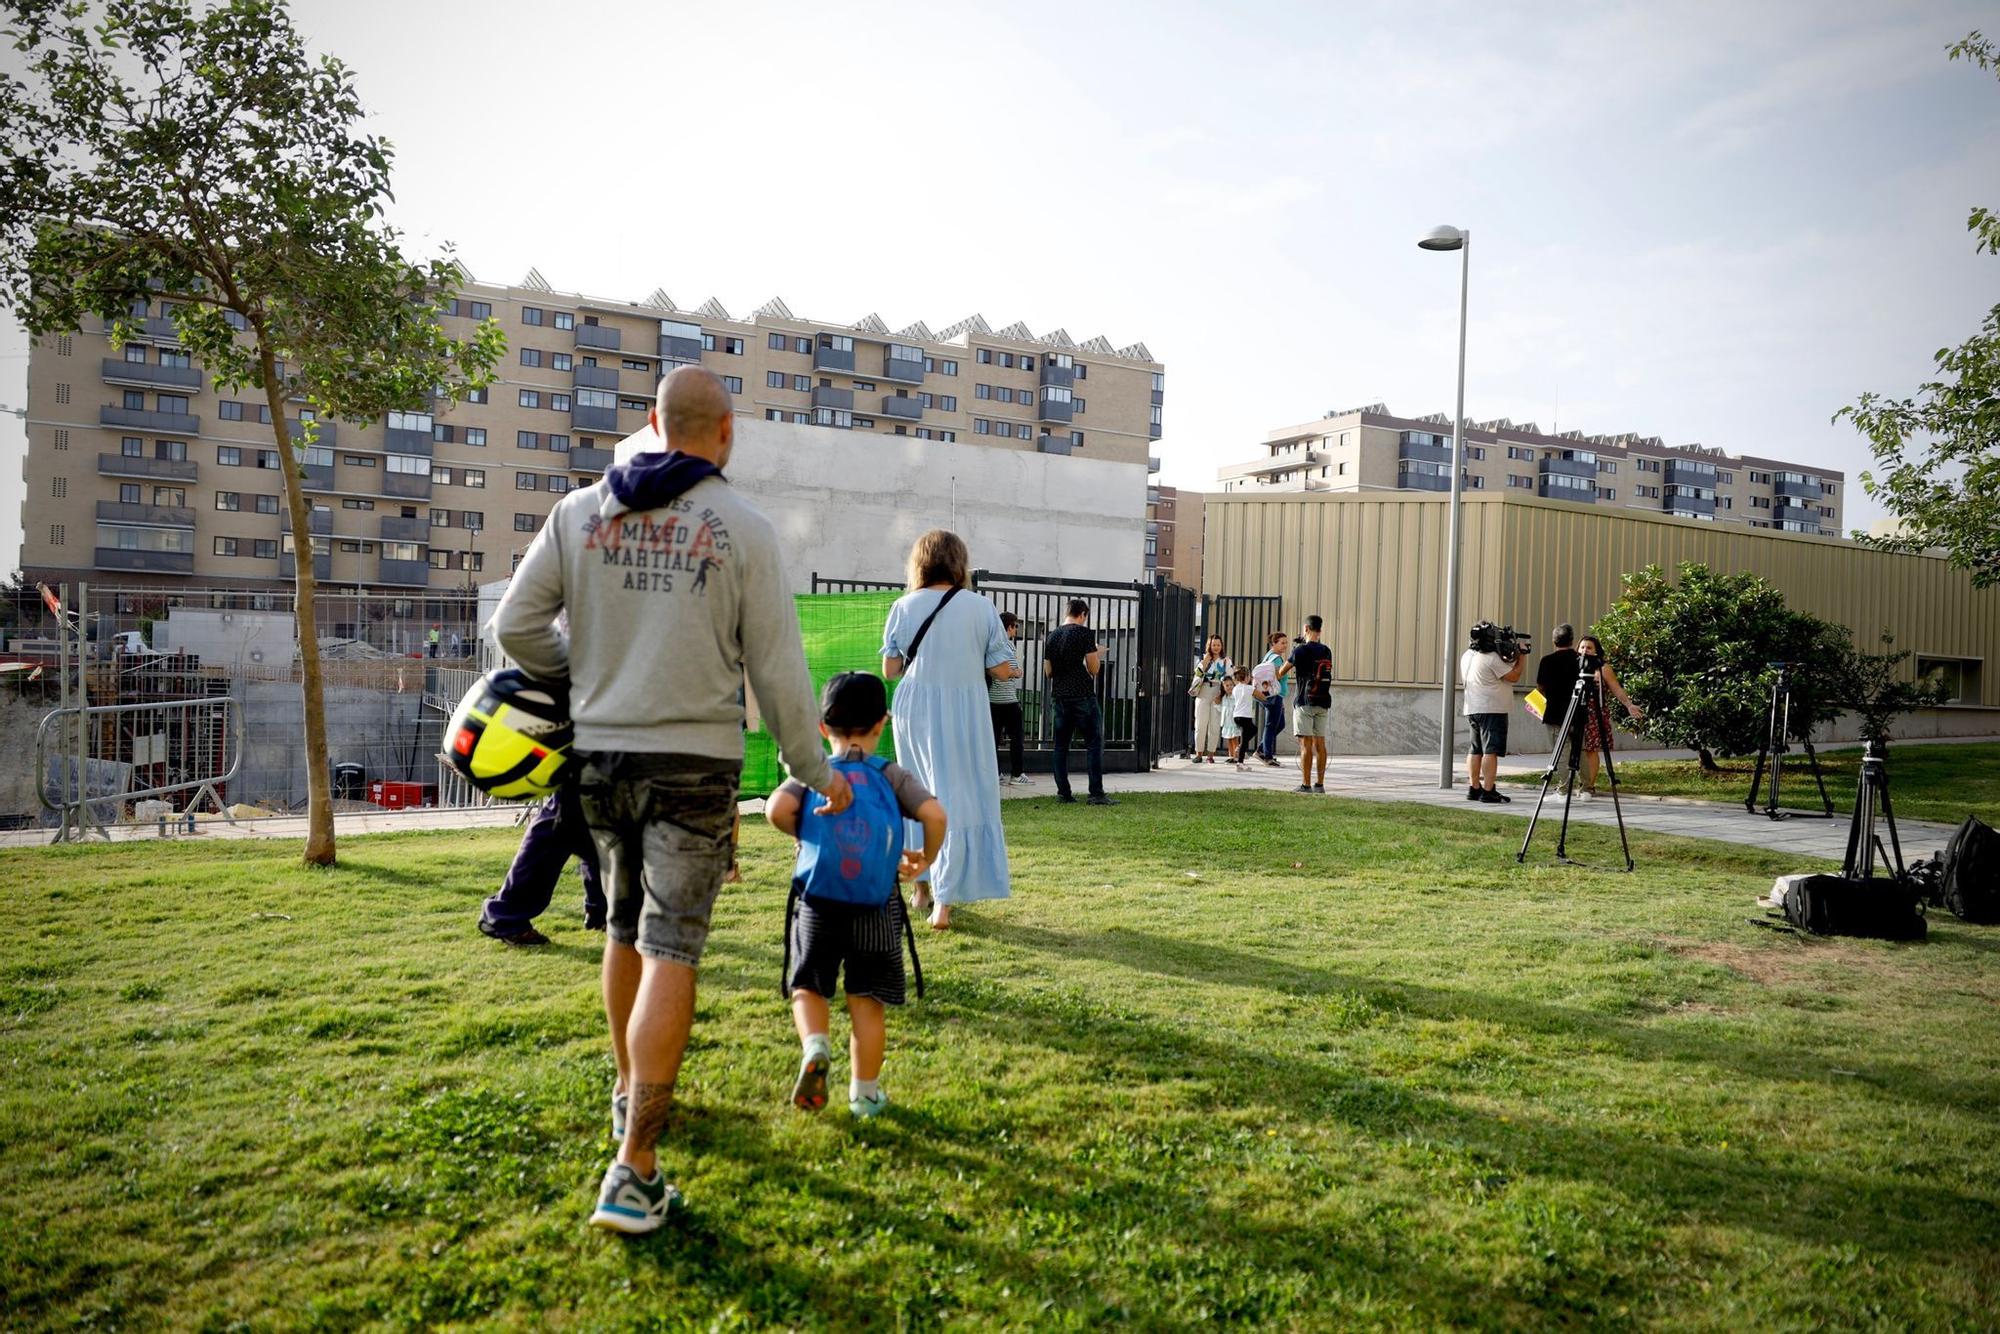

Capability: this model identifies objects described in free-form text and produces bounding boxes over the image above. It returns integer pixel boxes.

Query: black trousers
[990,701,1025,778]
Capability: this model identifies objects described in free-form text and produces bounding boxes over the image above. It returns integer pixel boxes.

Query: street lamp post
[1418,224,1470,790]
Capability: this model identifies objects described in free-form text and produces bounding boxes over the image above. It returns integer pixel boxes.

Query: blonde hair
[906,529,970,591]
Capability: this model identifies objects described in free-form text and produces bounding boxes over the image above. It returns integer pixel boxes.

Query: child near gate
[766,673,946,1118]
[1228,667,1259,767]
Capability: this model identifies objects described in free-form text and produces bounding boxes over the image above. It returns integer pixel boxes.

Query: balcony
[94,547,194,574]
[813,342,856,374]
[279,553,332,580]
[880,395,922,421]
[570,446,615,473]
[379,515,428,543]
[1537,475,1598,503]
[1151,388,1164,407]
[378,558,431,586]
[1037,395,1073,425]
[1774,476,1821,501]
[1662,490,1717,517]
[384,425,432,456]
[119,316,184,344]
[571,404,619,432]
[1400,469,1452,493]
[1217,451,1323,481]
[1774,500,1819,525]
[810,386,854,411]
[1149,456,1162,474]
[100,358,203,391]
[1036,434,1073,456]
[1149,421,1162,440]
[383,472,432,500]
[289,420,337,447]
[281,509,335,535]
[574,323,622,351]
[95,500,195,528]
[98,452,198,483]
[1039,360,1075,390]
[1398,437,1454,464]
[882,352,926,385]
[1538,454,1596,480]
[100,405,200,434]
[300,463,334,489]
[573,363,621,390]
[1663,461,1718,488]
[658,330,703,362]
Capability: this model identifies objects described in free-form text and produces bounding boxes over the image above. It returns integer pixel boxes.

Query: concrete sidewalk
[4,745,1969,862]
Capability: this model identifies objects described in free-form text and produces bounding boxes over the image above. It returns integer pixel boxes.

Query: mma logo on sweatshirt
[582,500,733,595]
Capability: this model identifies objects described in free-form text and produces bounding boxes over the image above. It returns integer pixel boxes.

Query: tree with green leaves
[1592,563,1854,769]
[0,0,503,864]
[1840,31,2000,587]
[1827,634,1951,747]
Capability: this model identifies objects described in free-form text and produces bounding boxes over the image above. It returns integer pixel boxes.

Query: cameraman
[1533,624,1582,765]
[1459,622,1525,803]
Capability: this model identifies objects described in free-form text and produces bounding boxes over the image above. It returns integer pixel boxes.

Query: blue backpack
[795,754,904,905]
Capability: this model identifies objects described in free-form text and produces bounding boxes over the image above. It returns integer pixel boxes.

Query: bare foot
[723,864,742,885]
[912,885,933,914]
[928,904,951,931]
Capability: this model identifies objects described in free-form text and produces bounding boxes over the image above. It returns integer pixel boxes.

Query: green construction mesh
[741,590,901,798]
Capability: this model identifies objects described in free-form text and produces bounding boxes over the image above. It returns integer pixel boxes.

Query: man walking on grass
[1044,599,1114,806]
[1289,616,1333,793]
[493,367,850,1236]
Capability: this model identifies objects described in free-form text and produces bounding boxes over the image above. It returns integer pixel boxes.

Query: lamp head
[1417,225,1467,252]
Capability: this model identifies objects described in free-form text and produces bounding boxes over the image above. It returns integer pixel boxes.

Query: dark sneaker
[1057,793,1079,804]
[584,912,606,932]
[1295,784,1314,794]
[1312,784,1326,794]
[1261,756,1281,768]
[1086,794,1118,806]
[792,1050,830,1111]
[1484,788,1512,803]
[588,1161,679,1235]
[477,919,550,947]
[1466,785,1484,801]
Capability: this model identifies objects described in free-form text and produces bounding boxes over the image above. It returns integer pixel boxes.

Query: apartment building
[1217,404,1844,536]
[15,274,1164,595]
[1146,484,1205,591]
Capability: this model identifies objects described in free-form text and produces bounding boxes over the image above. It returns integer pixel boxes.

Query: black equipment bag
[1782,874,1926,940]
[1937,816,2000,923]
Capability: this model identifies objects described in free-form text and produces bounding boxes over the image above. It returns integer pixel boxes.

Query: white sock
[802,1032,830,1062]
[851,1077,880,1101]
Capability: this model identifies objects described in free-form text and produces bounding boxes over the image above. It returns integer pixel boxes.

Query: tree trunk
[1697,746,1722,773]
[259,346,336,866]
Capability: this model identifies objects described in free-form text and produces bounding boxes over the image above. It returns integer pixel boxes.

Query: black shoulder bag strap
[901,586,962,666]
[902,893,925,999]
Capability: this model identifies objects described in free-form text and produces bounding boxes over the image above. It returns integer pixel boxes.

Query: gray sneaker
[588,1161,679,1235]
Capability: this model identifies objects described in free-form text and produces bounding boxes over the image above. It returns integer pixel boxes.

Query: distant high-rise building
[1146,484,1204,591]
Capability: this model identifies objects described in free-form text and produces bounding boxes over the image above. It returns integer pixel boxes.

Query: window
[547,434,570,453]
[793,374,810,392]
[517,472,540,490]
[382,542,422,562]
[520,348,543,368]
[1465,446,1486,461]
[575,388,615,410]
[1720,497,1732,509]
[768,332,788,350]
[1070,430,1084,448]
[819,333,854,353]
[463,469,485,488]
[469,301,492,320]
[552,352,572,372]
[1715,470,1730,483]
[123,343,148,364]
[518,389,541,409]
[517,431,540,450]
[554,312,574,331]
[620,398,649,411]
[1150,405,1163,428]
[1000,352,1015,369]
[1071,396,1083,415]
[156,440,188,462]
[1751,496,1771,509]
[299,445,333,469]
[721,376,743,394]
[432,465,454,485]
[939,359,958,376]
[813,408,853,429]
[1022,356,1035,371]
[918,393,933,410]
[253,539,279,559]
[341,499,373,511]
[344,454,376,468]
[428,549,454,570]
[996,387,1014,404]
[465,388,488,404]
[1507,446,1533,461]
[723,337,744,355]
[1822,481,1838,495]
[976,383,992,400]
[123,389,146,410]
[1635,458,1661,473]
[215,491,241,511]
[1016,424,1032,440]
[622,358,649,372]
[975,418,991,435]
[214,536,240,557]
[765,408,782,421]
[387,454,427,475]
[118,435,144,458]
[218,400,245,422]
[256,494,281,514]
[938,395,957,412]
[547,475,571,494]
[854,380,876,392]
[767,370,787,389]
[550,393,572,412]
[1465,475,1486,490]
[1819,505,1835,517]
[523,307,545,326]
[939,431,955,442]
[513,513,540,532]
[463,511,484,530]
[1916,657,1979,705]
[118,483,140,503]
[976,348,992,364]
[794,336,811,355]
[1597,486,1616,500]
[791,413,809,425]
[388,410,432,433]
[1600,460,1617,474]
[465,428,487,447]
[430,508,452,528]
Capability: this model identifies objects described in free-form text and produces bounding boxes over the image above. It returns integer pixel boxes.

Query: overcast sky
[4,0,1996,565]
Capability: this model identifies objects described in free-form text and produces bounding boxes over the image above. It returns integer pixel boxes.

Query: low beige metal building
[1203,491,1999,754]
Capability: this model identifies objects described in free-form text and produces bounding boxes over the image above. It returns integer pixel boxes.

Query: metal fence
[36,696,244,839]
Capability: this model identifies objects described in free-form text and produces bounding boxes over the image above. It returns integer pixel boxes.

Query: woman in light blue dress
[882,530,1015,929]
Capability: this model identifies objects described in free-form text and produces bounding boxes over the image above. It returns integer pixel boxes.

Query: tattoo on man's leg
[626,1081,676,1153]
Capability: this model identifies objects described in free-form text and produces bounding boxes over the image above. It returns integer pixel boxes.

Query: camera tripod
[1517,669,1634,871]
[1841,739,1906,882]
[1743,664,1834,820]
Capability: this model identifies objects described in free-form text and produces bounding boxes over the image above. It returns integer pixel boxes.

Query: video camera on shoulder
[1467,620,1532,663]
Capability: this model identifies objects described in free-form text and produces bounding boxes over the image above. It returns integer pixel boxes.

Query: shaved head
[653,365,735,465]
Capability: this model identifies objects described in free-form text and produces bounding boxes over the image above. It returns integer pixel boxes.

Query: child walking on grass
[766,673,945,1118]
[1228,667,1259,767]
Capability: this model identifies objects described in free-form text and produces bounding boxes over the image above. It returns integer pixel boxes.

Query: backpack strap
[901,892,924,1000]
[901,587,962,666]
[780,878,801,999]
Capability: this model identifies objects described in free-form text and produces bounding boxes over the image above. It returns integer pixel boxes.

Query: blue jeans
[1259,695,1286,761]
[1051,696,1105,799]
[479,786,606,931]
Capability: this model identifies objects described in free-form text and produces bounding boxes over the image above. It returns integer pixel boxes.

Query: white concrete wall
[614,419,1147,590]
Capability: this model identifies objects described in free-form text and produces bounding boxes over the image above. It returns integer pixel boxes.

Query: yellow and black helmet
[442,669,574,798]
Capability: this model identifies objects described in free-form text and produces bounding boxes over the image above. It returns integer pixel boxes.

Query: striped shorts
[785,889,908,1005]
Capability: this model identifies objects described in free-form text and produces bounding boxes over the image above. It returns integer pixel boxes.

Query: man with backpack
[1289,616,1334,793]
[492,367,850,1235]
[767,672,945,1118]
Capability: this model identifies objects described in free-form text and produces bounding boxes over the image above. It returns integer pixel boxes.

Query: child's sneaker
[588,1161,679,1234]
[791,1050,830,1111]
[849,1089,890,1118]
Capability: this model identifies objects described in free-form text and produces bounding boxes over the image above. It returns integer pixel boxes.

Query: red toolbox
[368,780,424,809]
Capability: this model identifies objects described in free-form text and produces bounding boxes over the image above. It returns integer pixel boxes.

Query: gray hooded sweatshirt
[489,458,833,794]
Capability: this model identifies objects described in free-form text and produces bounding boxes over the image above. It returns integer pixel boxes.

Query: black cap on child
[820,672,888,732]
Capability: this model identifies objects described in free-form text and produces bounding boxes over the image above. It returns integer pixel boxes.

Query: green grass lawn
[1502,740,2000,827]
[3,794,1998,1330]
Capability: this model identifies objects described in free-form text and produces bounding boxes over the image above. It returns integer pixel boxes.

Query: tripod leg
[1876,766,1905,878]
[1745,742,1768,816]
[1520,684,1587,863]
[1593,695,1636,872]
[1801,737,1834,817]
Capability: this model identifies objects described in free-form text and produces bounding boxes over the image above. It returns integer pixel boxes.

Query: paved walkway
[5,744,1972,861]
